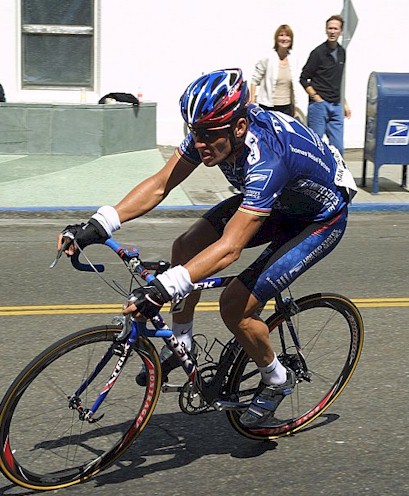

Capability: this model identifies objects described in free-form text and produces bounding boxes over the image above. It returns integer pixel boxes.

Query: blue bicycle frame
[68,237,235,423]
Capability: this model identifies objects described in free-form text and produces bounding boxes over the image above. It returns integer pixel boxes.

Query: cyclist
[59,68,357,428]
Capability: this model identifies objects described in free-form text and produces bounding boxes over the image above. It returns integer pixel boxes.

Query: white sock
[259,355,287,385]
[172,321,193,351]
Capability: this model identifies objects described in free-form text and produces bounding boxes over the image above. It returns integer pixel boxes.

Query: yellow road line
[1,298,409,316]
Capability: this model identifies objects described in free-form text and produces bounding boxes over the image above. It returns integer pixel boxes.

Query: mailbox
[362,72,409,193]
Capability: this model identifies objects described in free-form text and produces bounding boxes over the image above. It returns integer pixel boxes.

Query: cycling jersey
[177,104,356,223]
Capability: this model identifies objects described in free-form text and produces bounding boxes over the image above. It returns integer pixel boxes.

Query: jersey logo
[246,173,269,185]
[245,131,261,164]
[245,170,273,191]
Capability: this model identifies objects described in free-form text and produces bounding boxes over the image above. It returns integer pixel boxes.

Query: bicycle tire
[225,293,364,440]
[0,325,161,491]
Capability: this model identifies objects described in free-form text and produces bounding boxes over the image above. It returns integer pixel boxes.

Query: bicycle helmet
[180,68,249,127]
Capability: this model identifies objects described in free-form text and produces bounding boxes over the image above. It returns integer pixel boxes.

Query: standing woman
[250,24,295,116]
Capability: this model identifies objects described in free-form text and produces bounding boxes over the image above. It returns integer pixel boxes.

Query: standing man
[300,14,351,155]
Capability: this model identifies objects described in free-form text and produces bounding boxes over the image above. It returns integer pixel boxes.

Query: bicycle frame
[0,234,364,491]
[66,238,248,422]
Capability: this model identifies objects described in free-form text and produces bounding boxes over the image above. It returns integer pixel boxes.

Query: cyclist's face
[190,125,232,167]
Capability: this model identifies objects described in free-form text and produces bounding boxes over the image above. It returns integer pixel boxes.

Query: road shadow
[91,409,339,488]
[0,409,339,494]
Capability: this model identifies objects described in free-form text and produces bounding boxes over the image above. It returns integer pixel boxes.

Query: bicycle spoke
[225,294,363,440]
[0,327,160,490]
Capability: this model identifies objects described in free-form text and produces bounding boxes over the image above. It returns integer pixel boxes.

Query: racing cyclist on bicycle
[59,68,357,428]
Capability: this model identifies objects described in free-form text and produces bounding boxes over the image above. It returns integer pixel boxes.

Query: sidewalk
[0,147,408,215]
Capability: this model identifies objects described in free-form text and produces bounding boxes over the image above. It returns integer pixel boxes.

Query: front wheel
[226,293,364,440]
[0,325,161,491]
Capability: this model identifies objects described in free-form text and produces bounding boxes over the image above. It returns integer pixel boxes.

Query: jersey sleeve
[239,134,290,216]
[175,133,202,165]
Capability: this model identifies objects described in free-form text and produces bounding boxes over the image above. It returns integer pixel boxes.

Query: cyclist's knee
[171,232,192,265]
[219,281,258,332]
[171,218,219,265]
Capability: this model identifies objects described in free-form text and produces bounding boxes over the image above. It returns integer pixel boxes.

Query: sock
[259,354,287,386]
[172,321,193,351]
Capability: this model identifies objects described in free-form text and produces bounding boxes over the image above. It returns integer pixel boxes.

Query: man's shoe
[135,340,198,386]
[239,368,296,428]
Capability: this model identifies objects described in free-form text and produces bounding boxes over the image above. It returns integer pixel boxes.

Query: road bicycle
[0,237,364,491]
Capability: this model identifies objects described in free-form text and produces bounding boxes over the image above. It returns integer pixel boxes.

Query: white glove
[91,205,121,237]
[156,265,194,302]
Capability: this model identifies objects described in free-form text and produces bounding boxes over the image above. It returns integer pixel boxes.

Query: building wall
[1,0,408,149]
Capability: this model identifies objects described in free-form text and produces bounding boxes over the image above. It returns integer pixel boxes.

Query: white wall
[1,0,409,149]
[341,0,409,147]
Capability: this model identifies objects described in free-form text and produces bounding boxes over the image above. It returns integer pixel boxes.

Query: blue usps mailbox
[362,72,409,194]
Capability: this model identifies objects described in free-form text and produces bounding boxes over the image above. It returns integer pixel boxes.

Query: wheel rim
[0,328,160,489]
[227,295,363,439]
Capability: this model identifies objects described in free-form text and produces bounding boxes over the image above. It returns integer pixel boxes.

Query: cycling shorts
[203,194,348,303]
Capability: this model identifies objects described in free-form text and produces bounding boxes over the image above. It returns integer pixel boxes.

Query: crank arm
[161,383,184,393]
[213,400,251,411]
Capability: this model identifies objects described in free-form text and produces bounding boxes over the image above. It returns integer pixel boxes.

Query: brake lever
[49,236,74,269]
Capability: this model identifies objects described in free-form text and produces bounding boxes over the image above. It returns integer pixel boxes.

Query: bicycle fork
[275,294,311,382]
[67,318,138,423]
[67,315,172,423]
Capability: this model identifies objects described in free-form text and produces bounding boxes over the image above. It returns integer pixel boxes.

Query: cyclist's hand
[124,281,171,319]
[57,220,109,255]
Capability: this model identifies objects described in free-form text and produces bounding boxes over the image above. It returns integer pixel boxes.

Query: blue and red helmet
[180,68,249,127]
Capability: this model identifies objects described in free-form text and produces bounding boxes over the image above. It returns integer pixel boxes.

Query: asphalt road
[0,213,408,496]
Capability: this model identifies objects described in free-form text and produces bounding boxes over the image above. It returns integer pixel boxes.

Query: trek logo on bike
[0,235,364,491]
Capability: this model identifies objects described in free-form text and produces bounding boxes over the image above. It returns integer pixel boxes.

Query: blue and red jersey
[177,104,356,223]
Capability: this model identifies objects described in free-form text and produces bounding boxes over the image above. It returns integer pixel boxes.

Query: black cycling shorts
[203,194,348,303]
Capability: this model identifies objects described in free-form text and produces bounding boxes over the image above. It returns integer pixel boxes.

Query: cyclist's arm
[184,209,265,282]
[184,144,287,282]
[115,152,198,222]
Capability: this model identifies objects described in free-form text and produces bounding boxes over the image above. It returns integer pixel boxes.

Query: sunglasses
[188,124,231,142]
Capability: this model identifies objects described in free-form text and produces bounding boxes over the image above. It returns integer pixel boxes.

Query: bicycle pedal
[161,383,184,393]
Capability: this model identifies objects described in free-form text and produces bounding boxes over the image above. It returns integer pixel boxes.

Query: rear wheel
[226,293,364,440]
[0,325,161,490]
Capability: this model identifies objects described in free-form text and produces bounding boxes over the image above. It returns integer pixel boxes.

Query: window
[21,0,94,88]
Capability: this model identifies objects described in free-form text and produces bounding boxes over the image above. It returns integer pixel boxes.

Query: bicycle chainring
[178,365,217,415]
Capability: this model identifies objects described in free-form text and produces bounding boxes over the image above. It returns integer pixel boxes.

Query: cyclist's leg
[220,278,274,365]
[220,276,295,427]
[170,217,220,323]
[139,195,244,382]
[240,209,348,308]
[219,208,323,363]
[171,195,243,325]
[220,209,348,425]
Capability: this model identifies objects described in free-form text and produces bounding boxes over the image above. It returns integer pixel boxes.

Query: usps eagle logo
[383,120,409,145]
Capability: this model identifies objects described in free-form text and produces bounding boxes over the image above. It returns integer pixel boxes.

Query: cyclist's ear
[234,117,247,138]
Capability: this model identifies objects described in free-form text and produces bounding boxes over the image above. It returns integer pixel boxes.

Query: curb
[349,203,409,212]
[1,203,409,219]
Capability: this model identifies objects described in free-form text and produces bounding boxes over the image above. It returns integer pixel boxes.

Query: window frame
[21,0,96,90]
